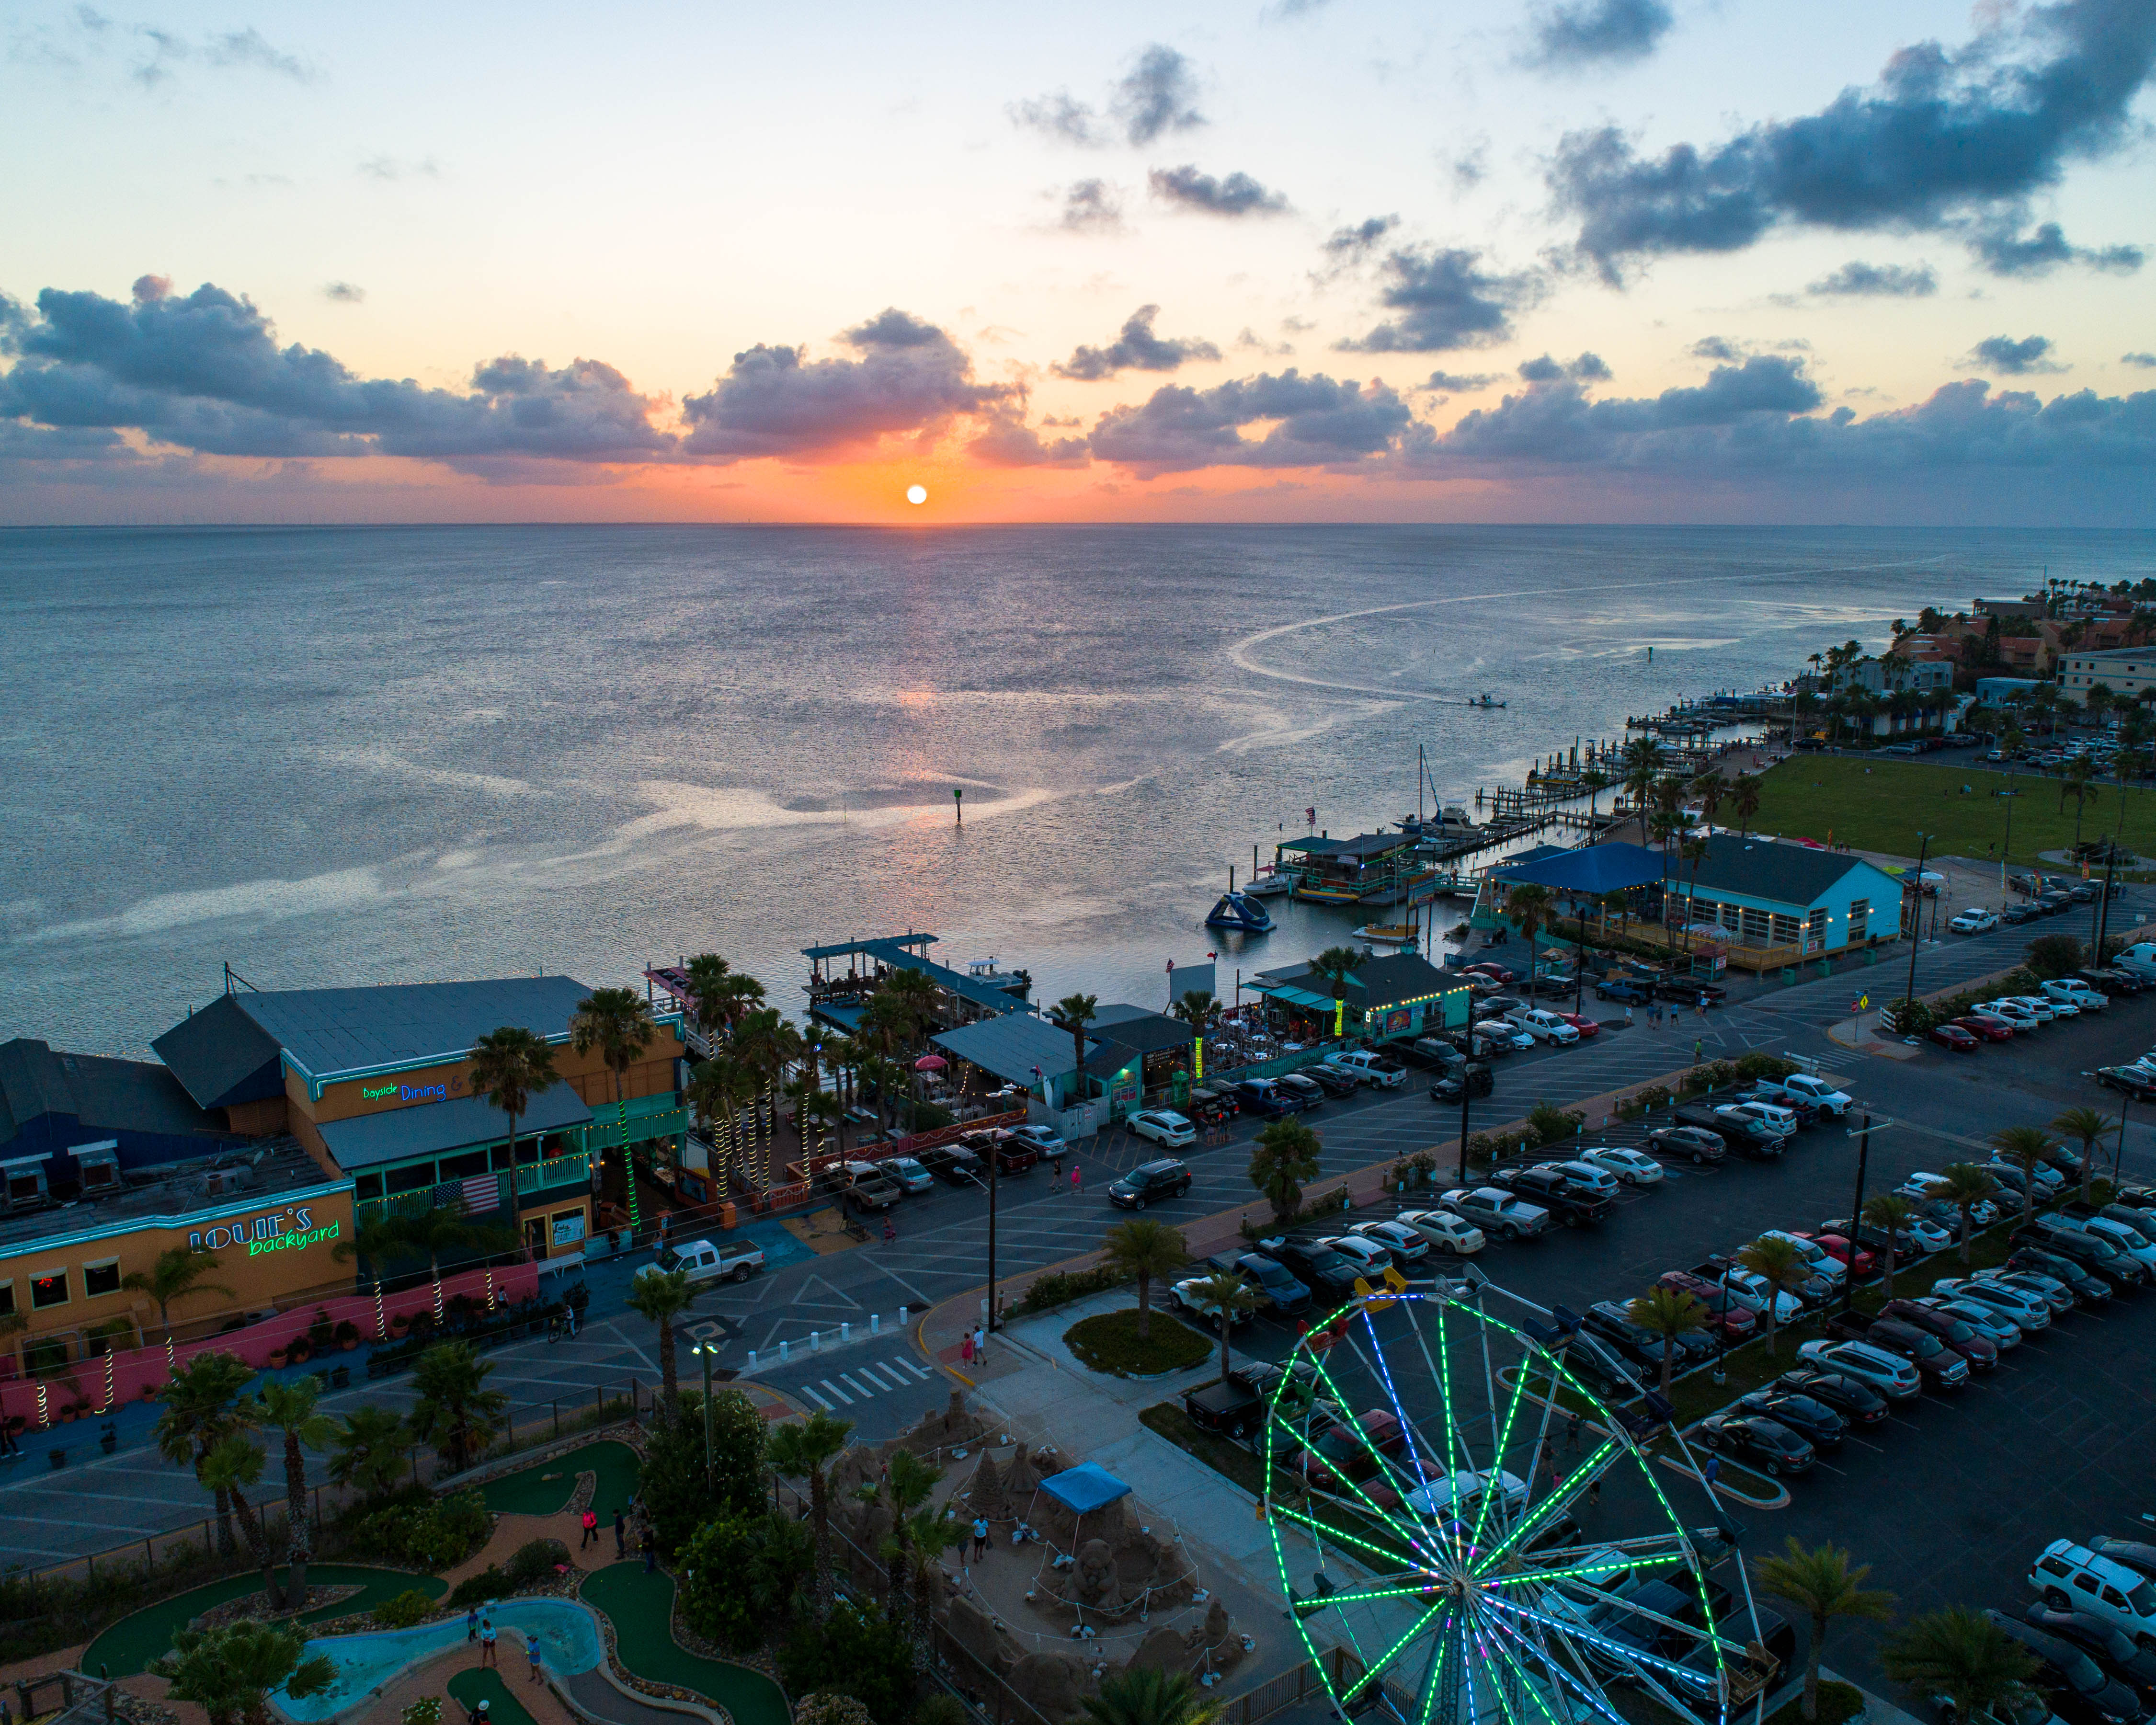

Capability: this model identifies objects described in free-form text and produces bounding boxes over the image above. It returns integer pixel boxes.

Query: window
[1805,908,1828,953]
[386,1162,435,1195]
[30,1268,68,1309]
[1848,898,1870,942]
[491,1144,515,1171]
[354,1172,384,1200]
[1741,907,1771,944]
[1771,914,1801,945]
[83,1259,121,1298]
[0,1279,13,1318]
[438,1151,489,1179]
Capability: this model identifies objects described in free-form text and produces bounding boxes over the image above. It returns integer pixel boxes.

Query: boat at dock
[1354,923,1420,947]
[1205,890,1275,933]
[1244,869,1293,897]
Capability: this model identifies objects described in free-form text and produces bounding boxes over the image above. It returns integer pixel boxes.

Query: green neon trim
[1339,1600,1447,1706]
[1483,1439,1617,1566]
[1470,1342,1534,1551]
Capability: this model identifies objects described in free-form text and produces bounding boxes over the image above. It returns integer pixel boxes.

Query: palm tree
[902,1501,965,1674]
[1169,989,1216,1032]
[201,1436,283,1608]
[1732,772,1768,835]
[1309,947,1362,1035]
[122,1247,235,1361]
[571,985,658,1216]
[859,1448,942,1658]
[1932,1163,2000,1264]
[768,1409,854,1620]
[1689,769,1725,829]
[2050,1106,2113,1207]
[1626,1287,1706,1395]
[1052,993,1098,1107]
[687,1053,757,1187]
[1503,883,1554,966]
[1183,1271,1261,1384]
[2063,757,2099,847]
[1102,1217,1189,1339]
[253,1377,332,1603]
[1581,767,1612,825]
[1677,836,1710,950]
[1734,1235,1808,1356]
[408,1340,508,1474]
[326,1405,409,1504]
[1249,1117,1322,1221]
[1082,1665,1216,1725]
[682,952,733,1050]
[1755,1539,1896,1723]
[1882,1609,2039,1725]
[331,1211,410,1340]
[1862,1193,1916,1298]
[625,1267,696,1413]
[1988,1125,2057,1228]
[153,1352,260,1556]
[468,1024,559,1174]
[395,1198,514,1320]
[156,1618,337,1725]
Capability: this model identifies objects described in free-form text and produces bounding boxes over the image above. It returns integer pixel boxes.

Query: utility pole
[1457,1082,1472,1186]
[1902,833,1931,1013]
[1845,1114,1872,1314]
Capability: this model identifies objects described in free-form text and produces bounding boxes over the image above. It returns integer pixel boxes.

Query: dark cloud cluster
[2126,353,2156,369]
[1548,0,2156,282]
[1011,45,1205,149]
[1053,306,1220,381]
[1807,260,1938,297]
[680,309,1011,461]
[1057,179,1125,233]
[1523,0,1674,69]
[1965,335,2066,375]
[1518,352,1612,382]
[1423,370,1505,392]
[322,281,366,304]
[1322,217,1400,263]
[1089,369,1423,475]
[1338,246,1541,352]
[1970,220,2144,278]
[1149,165,1289,217]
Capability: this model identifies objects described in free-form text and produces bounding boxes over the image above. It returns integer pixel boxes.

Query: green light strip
[1470,1343,1534,1551]
[1481,1440,1617,1567]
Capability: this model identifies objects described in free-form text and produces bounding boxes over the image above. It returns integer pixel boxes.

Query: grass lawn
[1750,756,2156,867]
[1063,1308,1214,1376]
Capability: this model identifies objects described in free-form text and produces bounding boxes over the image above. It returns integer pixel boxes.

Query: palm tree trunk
[284,1433,311,1601]
[810,1467,834,1621]
[228,1484,282,1610]
[1959,1210,1972,1265]
[1803,1635,1823,1722]
[1882,1247,1896,1300]
[1659,1348,1673,1397]
[912,1559,940,1676]
[1219,1323,1232,1387]
[659,1319,679,1412]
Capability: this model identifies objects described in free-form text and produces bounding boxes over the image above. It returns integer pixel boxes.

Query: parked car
[1729,1389,1847,1449]
[1595,978,1654,1005]
[1803,1231,1881,1280]
[1185,1086,1239,1126]
[1694,1414,1815,1475]
[2045,978,2109,1013]
[884,1155,935,1193]
[1645,1124,1727,1165]
[1275,1072,1330,1110]
[1914,1293,2024,1348]
[2099,1065,2156,1102]
[1771,1366,1890,1425]
[1011,1124,1067,1157]
[1438,1186,1550,1240]
[1494,1165,1616,1225]
[1261,1236,1365,1297]
[1584,1301,1705,1370]
[1429,1064,1496,1102]
[1654,978,1728,1005]
[1794,1338,1922,1398]
[1472,1020,1538,1055]
[1654,1271,1758,1342]
[2030,1542,2156,1652]
[638,1237,765,1287]
[1304,1063,1360,1097]
[2021,1607,2156,1708]
[2005,1246,2116,1305]
[1950,908,2001,934]
[1579,1145,1665,1186]
[1348,1218,1434,1270]
[1822,1311,1972,1388]
[1128,1110,1197,1149]
[835,1166,907,1211]
[1165,1273,1259,1330]
[914,1143,981,1184]
[1323,1049,1408,1088]
[1755,1071,1856,1117]
[1232,1079,1301,1117]
[1955,1016,2016,1044]
[1930,1275,2052,1329]
[1463,960,1517,984]
[1694,1259,1814,1322]
[2012,1222,2150,1289]
[2080,967,2146,996]
[1292,1406,1410,1499]
[1932,1023,1982,1052]
[1760,1229,1849,1284]
[1393,1208,1486,1255]
[1107,1156,1192,1208]
[1507,1007,1582,1045]
[1229,1356,1323,1412]
[1984,1612,2149,1725]
[1878,1297,2000,1368]
[1204,1250,1312,1317]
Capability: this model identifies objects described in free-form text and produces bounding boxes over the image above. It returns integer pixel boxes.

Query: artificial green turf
[83,1565,445,1677]
[479,1441,641,1519]
[1749,755,2156,868]
[578,1562,790,1725]
[448,1664,540,1725]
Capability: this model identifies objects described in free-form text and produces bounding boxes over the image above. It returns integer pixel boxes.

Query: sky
[2,0,2155,524]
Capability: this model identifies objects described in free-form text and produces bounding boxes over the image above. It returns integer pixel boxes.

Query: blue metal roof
[317,1083,594,1170]
[1490,842,1667,895]
[232,976,604,1080]
[932,1016,1090,1086]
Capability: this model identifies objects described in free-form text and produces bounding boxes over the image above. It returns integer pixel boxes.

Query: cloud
[1688,336,1740,361]
[322,281,365,304]
[2126,353,2156,368]
[1446,144,1490,196]
[1321,217,1399,264]
[359,155,440,182]
[967,409,1091,468]
[1969,219,2144,277]
[1053,305,1221,381]
[1338,246,1542,352]
[0,277,676,469]
[1965,334,2065,375]
[1148,165,1289,217]
[1517,352,1611,382]
[1089,368,1426,475]
[1011,44,1205,149]
[202,27,312,80]
[1523,0,1674,69]
[1236,328,1297,356]
[679,308,1012,462]
[1424,370,1504,391]
[1056,179,1125,233]
[1548,0,2156,282]
[1808,260,1939,297]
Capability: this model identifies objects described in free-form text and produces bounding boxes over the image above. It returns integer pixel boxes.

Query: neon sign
[363,1082,448,1102]
[189,1204,336,1254]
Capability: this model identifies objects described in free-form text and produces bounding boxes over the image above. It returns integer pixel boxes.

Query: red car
[1654,1271,1759,1342]
[1954,1015,2013,1044]
[1464,961,1516,985]
[1295,1407,1408,1502]
[1930,1023,1979,1051]
[1556,1012,1602,1039]
[1802,1231,1880,1280]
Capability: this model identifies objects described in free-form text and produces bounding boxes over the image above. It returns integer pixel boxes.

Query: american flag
[432,1175,502,1214]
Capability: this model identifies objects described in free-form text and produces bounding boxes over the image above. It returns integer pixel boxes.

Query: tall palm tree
[1503,883,1554,965]
[1862,1193,1916,1298]
[687,1052,757,1188]
[1729,773,1764,836]
[200,1436,284,1610]
[156,1618,337,1725]
[1082,1666,1216,1725]
[331,1211,410,1340]
[1882,1610,2039,1725]
[1051,992,1099,1108]
[682,952,733,1051]
[902,1500,965,1674]
[1169,989,1216,1031]
[1932,1163,2000,1264]
[1580,767,1611,825]
[325,1405,409,1504]
[1755,1538,1895,1722]
[767,1409,854,1620]
[571,985,658,1218]
[1735,1235,1808,1356]
[1988,1124,2057,1228]
[2050,1106,2114,1206]
[1677,836,1710,951]
[1183,1271,1262,1384]
[408,1340,508,1474]
[1688,769,1725,829]
[253,1378,332,1603]
[468,1024,559,1176]
[859,1448,942,1654]
[1308,948,1361,1035]
[122,1247,236,1363]
[625,1267,696,1413]
[1102,1218,1189,1340]
[1626,1287,1706,1396]
[153,1352,260,1556]
[2063,757,2099,847]
[396,1198,514,1320]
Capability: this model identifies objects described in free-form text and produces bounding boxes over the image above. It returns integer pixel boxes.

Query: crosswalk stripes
[796,1355,934,1413]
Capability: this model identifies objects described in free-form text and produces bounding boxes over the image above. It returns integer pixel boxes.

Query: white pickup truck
[1321,1049,1408,1088]
[635,1237,765,1286]
[1753,1071,1854,1117]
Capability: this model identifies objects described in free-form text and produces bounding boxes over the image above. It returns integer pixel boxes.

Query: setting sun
[906,484,928,506]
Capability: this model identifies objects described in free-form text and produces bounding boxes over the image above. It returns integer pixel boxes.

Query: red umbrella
[914,1054,948,1071]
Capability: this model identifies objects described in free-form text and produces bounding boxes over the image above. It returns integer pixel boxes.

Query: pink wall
[1,1260,540,1428]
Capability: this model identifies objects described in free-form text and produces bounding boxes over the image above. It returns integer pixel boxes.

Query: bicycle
[842,1216,871,1243]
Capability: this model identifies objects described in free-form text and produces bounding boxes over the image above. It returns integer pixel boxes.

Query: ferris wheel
[1259,1274,1775,1725]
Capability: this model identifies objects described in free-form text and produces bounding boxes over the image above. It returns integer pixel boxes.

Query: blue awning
[1490,842,1666,895]
[1039,1462,1132,1516]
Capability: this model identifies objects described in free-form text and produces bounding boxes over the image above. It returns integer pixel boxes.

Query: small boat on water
[1206,890,1275,934]
[1245,869,1294,897]
[1472,693,1506,709]
[1292,882,1362,906]
[1354,923,1420,947]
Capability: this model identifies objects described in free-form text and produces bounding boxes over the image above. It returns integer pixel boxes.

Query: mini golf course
[579,1564,790,1725]
[446,1669,539,1725]
[480,1441,642,1518]
[84,1566,448,1676]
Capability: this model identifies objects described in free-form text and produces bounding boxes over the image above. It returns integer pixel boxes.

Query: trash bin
[719,1200,738,1231]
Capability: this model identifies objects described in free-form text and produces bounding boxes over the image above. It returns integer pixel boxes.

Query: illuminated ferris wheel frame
[1259,1274,1774,1725]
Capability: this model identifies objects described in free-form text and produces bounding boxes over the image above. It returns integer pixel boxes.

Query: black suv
[1428,1064,1494,1103]
[1107,1159,1192,1209]
[1492,1165,1614,1225]
[1264,1236,1364,1296]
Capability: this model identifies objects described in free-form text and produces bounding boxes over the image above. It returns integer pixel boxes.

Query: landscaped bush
[1528,1102,1585,1145]
[641,1391,768,1555]
[905,1696,969,1725]
[679,1515,769,1651]
[1015,1264,1130,1314]
[2025,933,2085,978]
[1063,1309,1212,1377]
[779,1601,917,1725]
[373,1588,437,1629]
[504,1538,569,1588]
[1733,1052,1800,1081]
[796,1697,875,1725]
[348,1488,491,1571]
[446,1568,508,1609]
[1617,1084,1673,1120]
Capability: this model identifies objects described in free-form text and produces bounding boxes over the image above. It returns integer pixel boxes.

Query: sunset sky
[3,0,2154,523]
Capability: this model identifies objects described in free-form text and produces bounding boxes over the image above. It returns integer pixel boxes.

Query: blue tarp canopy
[1489,842,1665,895]
[1039,1462,1132,1516]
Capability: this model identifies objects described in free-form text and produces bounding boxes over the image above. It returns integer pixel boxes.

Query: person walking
[1696,992,1707,1019]
[1693,1037,1703,1063]
[479,1616,498,1668]
[1565,1412,1583,1454]
[1071,1165,1083,1195]
[973,1325,988,1364]
[1622,1004,1633,1029]
[1701,1454,1721,1493]
[883,1216,897,1246]
[527,1638,545,1686]
[971,1516,990,1563]
[467,1606,481,1643]
[580,1508,598,1550]
[614,1509,626,1560]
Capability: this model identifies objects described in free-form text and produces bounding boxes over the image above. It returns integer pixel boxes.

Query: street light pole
[1902,833,1931,1012]
[693,1343,716,1481]
[1845,1113,1872,1314]
[1457,1083,1472,1186]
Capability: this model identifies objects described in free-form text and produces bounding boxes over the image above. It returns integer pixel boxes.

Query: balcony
[515,1151,590,1196]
